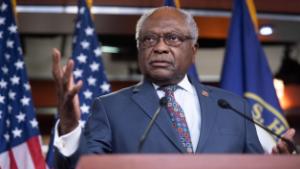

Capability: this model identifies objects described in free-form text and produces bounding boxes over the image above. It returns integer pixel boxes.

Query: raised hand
[52,48,83,135]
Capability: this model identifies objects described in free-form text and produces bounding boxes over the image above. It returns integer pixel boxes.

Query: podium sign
[76,154,300,169]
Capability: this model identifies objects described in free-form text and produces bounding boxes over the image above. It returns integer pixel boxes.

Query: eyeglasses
[138,32,193,48]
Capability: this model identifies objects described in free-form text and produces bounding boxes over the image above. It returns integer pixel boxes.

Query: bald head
[135,7,198,48]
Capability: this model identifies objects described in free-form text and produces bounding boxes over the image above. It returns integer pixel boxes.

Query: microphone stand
[218,99,299,154]
[138,97,167,152]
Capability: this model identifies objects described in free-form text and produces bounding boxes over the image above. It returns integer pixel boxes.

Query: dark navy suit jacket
[55,76,263,168]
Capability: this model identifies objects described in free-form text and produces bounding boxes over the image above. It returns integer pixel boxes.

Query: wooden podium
[76,154,300,169]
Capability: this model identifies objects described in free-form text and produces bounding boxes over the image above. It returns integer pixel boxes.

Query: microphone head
[218,99,231,109]
[160,97,168,106]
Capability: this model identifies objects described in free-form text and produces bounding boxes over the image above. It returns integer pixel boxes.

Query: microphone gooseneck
[218,99,231,109]
[137,97,167,152]
[218,99,299,154]
[159,97,168,106]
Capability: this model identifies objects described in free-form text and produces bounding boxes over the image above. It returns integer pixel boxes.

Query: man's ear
[191,43,198,63]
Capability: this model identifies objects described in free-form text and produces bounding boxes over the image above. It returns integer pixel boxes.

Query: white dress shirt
[54,75,201,156]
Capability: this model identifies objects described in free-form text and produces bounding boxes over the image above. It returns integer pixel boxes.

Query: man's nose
[153,37,169,54]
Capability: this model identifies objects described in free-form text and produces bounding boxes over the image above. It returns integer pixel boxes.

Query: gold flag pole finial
[86,0,94,19]
[87,0,93,10]
[246,0,258,32]
[175,0,181,8]
[12,0,17,18]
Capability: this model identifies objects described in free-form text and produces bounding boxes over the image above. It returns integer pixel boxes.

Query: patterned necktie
[161,85,193,153]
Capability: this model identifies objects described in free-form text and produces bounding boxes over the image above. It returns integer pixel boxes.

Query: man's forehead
[141,22,186,35]
[146,8,185,22]
[141,9,187,32]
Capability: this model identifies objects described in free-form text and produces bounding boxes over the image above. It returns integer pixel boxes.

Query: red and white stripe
[0,137,47,169]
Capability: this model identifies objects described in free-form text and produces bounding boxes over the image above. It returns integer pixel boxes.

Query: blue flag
[0,0,46,168]
[164,0,176,6]
[220,0,289,151]
[163,0,200,81]
[46,0,111,167]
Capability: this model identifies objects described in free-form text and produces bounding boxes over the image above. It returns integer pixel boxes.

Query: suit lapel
[131,79,185,153]
[189,77,218,153]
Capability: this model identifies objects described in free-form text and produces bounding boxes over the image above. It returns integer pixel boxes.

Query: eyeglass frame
[137,32,194,48]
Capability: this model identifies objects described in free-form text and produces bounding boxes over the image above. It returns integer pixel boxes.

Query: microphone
[218,99,299,154]
[138,97,168,152]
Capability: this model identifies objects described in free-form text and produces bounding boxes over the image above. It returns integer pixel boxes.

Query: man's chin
[149,70,173,79]
[146,72,182,86]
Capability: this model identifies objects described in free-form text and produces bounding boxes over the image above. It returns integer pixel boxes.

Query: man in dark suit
[52,6,295,169]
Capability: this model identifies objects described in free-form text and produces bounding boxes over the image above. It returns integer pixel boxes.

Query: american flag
[72,0,111,125]
[0,0,47,169]
[46,0,111,167]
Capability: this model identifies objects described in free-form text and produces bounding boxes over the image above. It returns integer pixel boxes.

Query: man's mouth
[149,60,172,67]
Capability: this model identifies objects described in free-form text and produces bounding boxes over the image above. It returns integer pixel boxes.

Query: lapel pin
[201,90,209,97]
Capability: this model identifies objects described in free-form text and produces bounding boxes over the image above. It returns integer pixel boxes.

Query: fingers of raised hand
[52,48,83,103]
[62,60,75,90]
[69,80,83,99]
[52,48,63,81]
[52,48,76,90]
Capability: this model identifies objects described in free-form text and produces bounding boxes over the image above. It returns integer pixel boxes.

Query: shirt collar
[153,75,194,93]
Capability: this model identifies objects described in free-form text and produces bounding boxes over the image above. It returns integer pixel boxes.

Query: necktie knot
[160,85,179,96]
